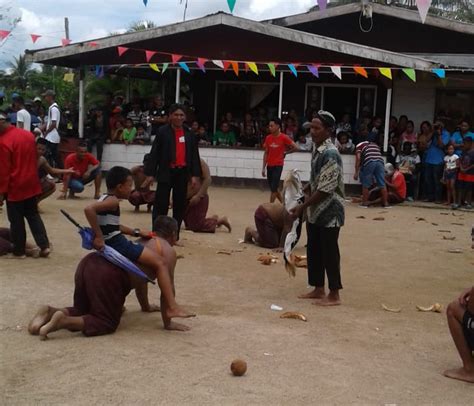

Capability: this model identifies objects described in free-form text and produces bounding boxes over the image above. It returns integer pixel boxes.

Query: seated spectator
[126,102,146,127]
[417,121,432,154]
[400,120,417,145]
[335,131,354,154]
[122,118,137,145]
[396,142,420,202]
[353,122,370,146]
[128,154,155,212]
[387,134,400,167]
[223,112,240,135]
[109,107,124,140]
[368,163,406,206]
[336,113,352,135]
[213,121,236,147]
[397,115,408,136]
[295,130,313,152]
[190,120,199,137]
[197,124,210,145]
[443,144,460,208]
[451,120,474,157]
[238,123,260,148]
[59,143,102,200]
[134,123,150,145]
[240,112,259,136]
[0,227,40,257]
[456,134,474,209]
[388,116,398,140]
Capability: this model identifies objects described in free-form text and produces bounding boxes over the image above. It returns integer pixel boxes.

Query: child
[134,123,150,145]
[335,131,354,154]
[84,166,194,320]
[122,118,137,145]
[443,144,459,208]
[396,142,420,202]
[456,135,474,209]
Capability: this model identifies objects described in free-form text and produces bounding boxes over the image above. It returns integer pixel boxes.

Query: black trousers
[87,135,105,162]
[6,197,50,256]
[152,168,189,238]
[45,140,61,168]
[306,223,342,291]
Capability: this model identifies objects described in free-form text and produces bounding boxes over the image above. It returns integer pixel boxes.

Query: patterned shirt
[307,138,345,227]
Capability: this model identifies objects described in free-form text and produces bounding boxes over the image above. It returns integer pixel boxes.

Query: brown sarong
[184,194,218,233]
[254,206,281,249]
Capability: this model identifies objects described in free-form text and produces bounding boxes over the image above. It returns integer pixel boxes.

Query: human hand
[83,171,90,180]
[141,176,154,189]
[261,169,266,178]
[92,237,105,251]
[142,303,160,312]
[353,173,358,181]
[66,168,76,175]
[189,195,201,206]
[191,177,200,189]
[57,191,67,200]
[459,288,471,306]
[289,204,304,220]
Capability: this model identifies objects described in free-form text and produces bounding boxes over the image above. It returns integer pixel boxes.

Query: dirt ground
[1,184,473,405]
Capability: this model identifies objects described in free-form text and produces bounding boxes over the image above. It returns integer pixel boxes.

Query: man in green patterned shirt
[290,111,345,306]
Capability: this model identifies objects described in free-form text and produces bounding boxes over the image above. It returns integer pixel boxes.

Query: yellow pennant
[378,68,392,80]
[149,63,160,72]
[246,62,258,75]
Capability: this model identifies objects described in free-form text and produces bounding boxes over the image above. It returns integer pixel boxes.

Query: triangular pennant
[330,66,342,80]
[145,50,156,62]
[231,61,239,76]
[61,38,71,47]
[0,30,11,40]
[196,58,207,72]
[288,64,298,77]
[307,65,319,78]
[223,61,231,72]
[378,68,392,80]
[318,0,327,12]
[117,46,129,57]
[402,68,416,82]
[212,60,224,69]
[353,66,368,78]
[171,54,182,64]
[30,34,41,43]
[440,78,448,87]
[227,0,237,13]
[95,65,104,78]
[143,0,148,6]
[416,0,432,24]
[149,63,160,72]
[178,61,190,73]
[432,68,445,79]
[161,63,169,74]
[267,63,276,77]
[88,41,98,47]
[246,62,258,75]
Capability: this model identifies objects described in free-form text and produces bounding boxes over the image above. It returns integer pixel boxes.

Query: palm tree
[127,20,157,32]
[6,54,34,91]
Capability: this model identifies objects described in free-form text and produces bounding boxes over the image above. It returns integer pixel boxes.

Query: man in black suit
[143,104,201,239]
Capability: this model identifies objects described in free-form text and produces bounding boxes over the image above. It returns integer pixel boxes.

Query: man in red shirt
[59,142,102,199]
[368,163,406,206]
[0,110,50,258]
[262,118,298,203]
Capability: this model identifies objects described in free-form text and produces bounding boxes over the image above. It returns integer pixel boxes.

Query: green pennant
[162,63,169,74]
[402,68,416,82]
[267,63,276,77]
[227,0,237,13]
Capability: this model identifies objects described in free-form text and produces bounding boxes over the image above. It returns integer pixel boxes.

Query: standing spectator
[127,102,146,127]
[443,144,460,208]
[456,135,474,209]
[388,116,398,141]
[424,120,450,203]
[400,120,417,145]
[149,96,168,137]
[25,100,40,132]
[262,118,299,203]
[451,120,473,157]
[32,96,42,116]
[14,96,31,132]
[290,111,345,306]
[87,108,107,161]
[417,121,432,154]
[42,90,61,168]
[143,104,202,239]
[0,110,50,258]
[397,115,408,135]
[212,122,236,146]
[396,142,420,202]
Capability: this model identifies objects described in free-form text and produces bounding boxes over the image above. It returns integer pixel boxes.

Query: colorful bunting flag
[30,34,41,43]
[432,68,445,78]
[307,65,319,78]
[247,62,258,75]
[288,64,298,77]
[117,46,129,56]
[149,63,160,72]
[171,54,182,64]
[143,0,148,6]
[61,38,71,47]
[0,30,11,40]
[267,63,276,77]
[353,66,368,78]
[440,78,448,87]
[416,0,432,24]
[95,65,104,78]
[145,50,156,62]
[378,68,392,80]
[196,58,207,72]
[212,60,224,69]
[162,63,169,74]
[402,68,416,82]
[63,72,75,82]
[231,61,239,76]
[330,66,342,80]
[88,41,98,47]
[318,0,327,12]
[223,61,231,72]
[178,61,190,73]
[227,0,237,13]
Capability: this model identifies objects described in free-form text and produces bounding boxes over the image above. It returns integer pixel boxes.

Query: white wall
[101,144,358,185]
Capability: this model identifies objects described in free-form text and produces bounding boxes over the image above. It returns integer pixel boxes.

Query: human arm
[353,150,361,180]
[0,142,12,205]
[40,157,75,176]
[84,196,120,250]
[189,161,211,206]
[459,287,473,306]
[45,106,59,135]
[285,140,300,155]
[262,139,268,177]
[142,131,161,188]
[83,163,100,180]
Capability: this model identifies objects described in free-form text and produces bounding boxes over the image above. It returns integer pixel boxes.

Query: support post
[175,68,181,103]
[383,88,392,153]
[278,71,284,117]
[78,67,85,138]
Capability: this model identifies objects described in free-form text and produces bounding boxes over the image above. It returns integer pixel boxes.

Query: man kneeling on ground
[128,154,155,212]
[28,216,192,340]
[59,142,102,200]
[367,163,406,206]
[244,202,292,250]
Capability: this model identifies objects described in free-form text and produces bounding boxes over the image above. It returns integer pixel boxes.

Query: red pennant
[88,41,98,47]
[171,54,182,64]
[61,38,71,47]
[223,61,231,72]
[231,61,239,76]
[30,34,41,43]
[145,50,156,62]
[117,46,129,56]
[0,30,11,40]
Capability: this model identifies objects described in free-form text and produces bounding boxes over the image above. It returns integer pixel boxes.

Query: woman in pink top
[400,120,417,146]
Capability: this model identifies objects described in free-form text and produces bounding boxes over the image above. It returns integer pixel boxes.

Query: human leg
[244,227,258,244]
[6,200,27,256]
[424,164,436,201]
[153,183,171,230]
[171,169,189,238]
[267,166,283,203]
[68,178,85,197]
[23,197,50,253]
[433,163,444,203]
[184,195,219,233]
[254,207,280,248]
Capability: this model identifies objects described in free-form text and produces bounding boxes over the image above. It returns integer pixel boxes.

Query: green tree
[6,54,34,91]
[127,20,157,32]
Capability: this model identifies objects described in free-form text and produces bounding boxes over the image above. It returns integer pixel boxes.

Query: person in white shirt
[396,141,421,201]
[443,144,459,208]
[14,96,32,132]
[42,89,61,168]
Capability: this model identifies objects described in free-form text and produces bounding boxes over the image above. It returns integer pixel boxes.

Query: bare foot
[57,193,66,200]
[298,288,326,299]
[443,367,474,383]
[39,311,66,340]
[25,247,40,258]
[220,217,232,233]
[28,305,55,335]
[165,306,196,319]
[39,248,50,258]
[312,297,342,306]
[165,321,191,331]
[94,194,100,200]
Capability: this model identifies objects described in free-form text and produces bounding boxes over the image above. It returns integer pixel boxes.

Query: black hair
[136,123,145,129]
[420,120,432,131]
[269,117,282,127]
[78,141,88,149]
[337,131,350,141]
[36,137,47,145]
[14,96,24,104]
[399,115,408,121]
[153,216,178,240]
[168,103,185,115]
[390,115,398,121]
[106,166,131,190]
[407,120,415,127]
[402,141,412,150]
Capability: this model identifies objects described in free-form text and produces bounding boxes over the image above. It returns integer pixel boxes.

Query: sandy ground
[1,184,473,405]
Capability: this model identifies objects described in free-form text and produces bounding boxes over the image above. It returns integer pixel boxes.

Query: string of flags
[0,29,72,47]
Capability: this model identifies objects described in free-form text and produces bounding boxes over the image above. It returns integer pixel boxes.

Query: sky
[0,0,316,68]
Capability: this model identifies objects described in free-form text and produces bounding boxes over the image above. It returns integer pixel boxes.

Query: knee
[446,300,460,320]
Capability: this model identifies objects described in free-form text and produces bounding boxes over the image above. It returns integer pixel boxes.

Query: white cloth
[16,109,31,132]
[444,154,459,170]
[46,103,61,144]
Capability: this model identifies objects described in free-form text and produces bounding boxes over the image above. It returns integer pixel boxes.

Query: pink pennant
[61,38,71,47]
[223,61,231,72]
[0,30,11,40]
[416,0,432,24]
[145,50,156,62]
[318,0,327,12]
[88,41,98,47]
[196,58,207,72]
[30,34,41,44]
[117,46,129,57]
[171,54,182,64]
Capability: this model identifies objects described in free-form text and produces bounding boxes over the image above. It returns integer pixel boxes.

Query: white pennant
[212,60,224,69]
[416,0,432,24]
[330,66,342,80]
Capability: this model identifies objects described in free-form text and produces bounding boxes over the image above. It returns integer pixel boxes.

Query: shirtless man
[183,159,231,233]
[28,216,191,339]
[128,154,155,212]
[244,202,292,249]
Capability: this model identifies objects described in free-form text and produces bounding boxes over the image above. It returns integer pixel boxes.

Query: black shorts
[267,166,283,193]
[463,310,474,351]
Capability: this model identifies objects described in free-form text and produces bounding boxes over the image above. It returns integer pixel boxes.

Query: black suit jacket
[144,124,201,183]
